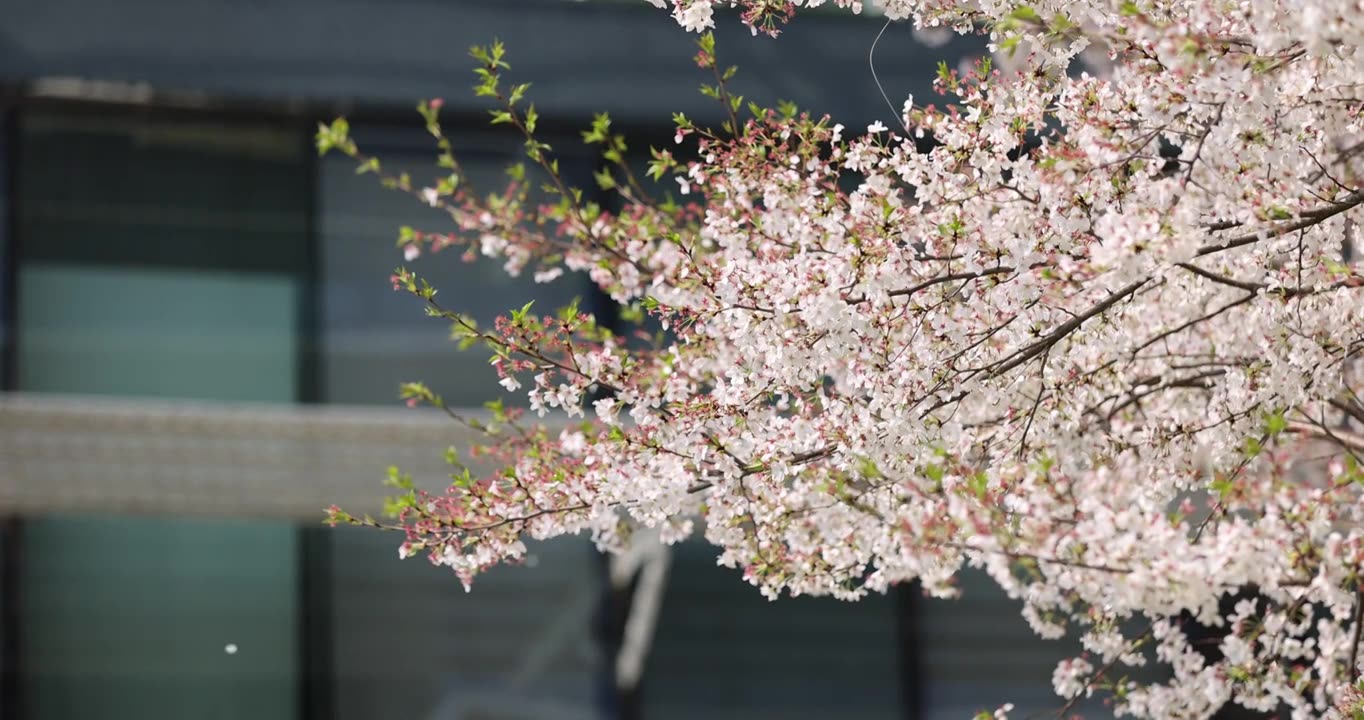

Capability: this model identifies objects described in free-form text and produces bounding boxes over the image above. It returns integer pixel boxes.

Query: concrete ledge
[0,392,504,520]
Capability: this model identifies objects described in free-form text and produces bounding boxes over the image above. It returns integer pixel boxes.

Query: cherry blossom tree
[321,0,1364,715]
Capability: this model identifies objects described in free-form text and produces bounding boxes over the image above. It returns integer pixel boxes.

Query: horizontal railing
[0,392,489,520]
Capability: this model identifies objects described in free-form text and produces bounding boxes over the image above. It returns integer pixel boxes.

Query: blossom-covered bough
[320,0,1364,715]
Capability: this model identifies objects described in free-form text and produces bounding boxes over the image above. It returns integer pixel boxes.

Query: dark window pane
[1,110,11,389]
[18,114,307,273]
[18,264,300,401]
[0,520,10,718]
[14,112,307,403]
[918,570,1069,716]
[328,528,603,720]
[919,570,1126,718]
[644,541,902,720]
[21,515,298,720]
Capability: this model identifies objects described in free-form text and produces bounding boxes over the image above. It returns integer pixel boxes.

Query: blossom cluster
[322,0,1364,715]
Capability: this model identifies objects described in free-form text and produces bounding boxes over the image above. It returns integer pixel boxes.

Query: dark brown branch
[1195,191,1364,257]
[844,266,1018,305]
[887,266,1016,300]
[1284,419,1364,453]
[985,279,1149,379]
[1350,585,1364,681]
[1129,292,1257,355]
[1016,351,1050,459]
[1087,369,1227,420]
[1331,398,1364,427]
[1176,262,1265,293]
[938,541,1135,575]
[1177,262,1364,299]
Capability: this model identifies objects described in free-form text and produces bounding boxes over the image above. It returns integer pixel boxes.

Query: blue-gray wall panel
[0,0,983,128]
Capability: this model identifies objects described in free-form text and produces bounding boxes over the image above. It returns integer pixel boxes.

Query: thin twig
[1349,585,1364,681]
[1195,191,1364,257]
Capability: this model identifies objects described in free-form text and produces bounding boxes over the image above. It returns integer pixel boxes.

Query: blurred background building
[0,1,1088,718]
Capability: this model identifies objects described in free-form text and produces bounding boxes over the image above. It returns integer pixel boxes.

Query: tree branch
[1284,419,1364,453]
[1195,191,1364,257]
[986,279,1149,379]
[1350,586,1364,681]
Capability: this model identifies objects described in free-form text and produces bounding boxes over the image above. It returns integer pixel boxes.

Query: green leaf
[490,38,509,69]
[512,300,536,324]
[1210,476,1235,500]
[619,303,644,324]
[315,118,352,156]
[556,297,582,323]
[525,105,539,134]
[582,112,612,144]
[967,471,989,499]
[383,465,414,490]
[1263,410,1287,437]
[697,31,715,57]
[354,156,380,175]
[417,99,442,126]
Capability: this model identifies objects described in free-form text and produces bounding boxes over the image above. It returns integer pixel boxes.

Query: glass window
[328,528,604,720]
[19,265,299,401]
[12,110,309,720]
[1,110,8,390]
[643,541,903,720]
[22,516,299,720]
[919,570,1110,718]
[15,112,307,403]
[0,520,10,718]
